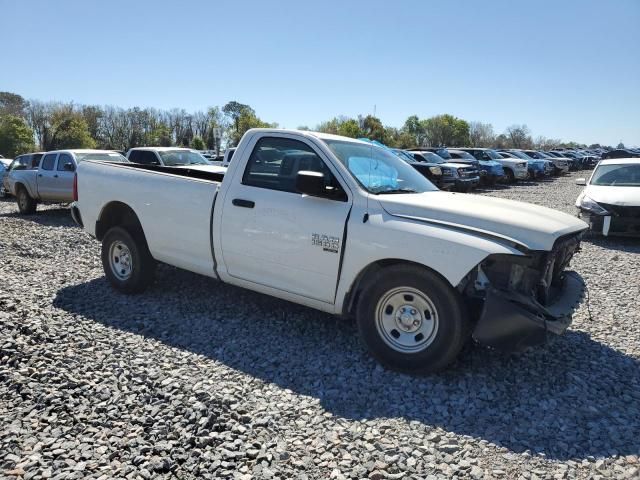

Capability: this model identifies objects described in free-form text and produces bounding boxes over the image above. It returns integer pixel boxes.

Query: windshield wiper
[376,188,419,195]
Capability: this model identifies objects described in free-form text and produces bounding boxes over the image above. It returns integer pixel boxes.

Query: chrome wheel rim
[375,287,439,353]
[109,241,133,281]
[19,192,27,209]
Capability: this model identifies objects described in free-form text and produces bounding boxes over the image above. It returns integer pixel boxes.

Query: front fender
[335,211,524,314]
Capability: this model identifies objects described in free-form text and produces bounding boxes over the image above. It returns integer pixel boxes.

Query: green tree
[49,111,96,150]
[222,101,254,135]
[0,115,35,157]
[0,92,28,117]
[361,115,385,142]
[191,135,206,150]
[149,124,173,146]
[337,119,361,138]
[228,110,275,146]
[317,117,362,138]
[401,115,426,146]
[423,114,470,147]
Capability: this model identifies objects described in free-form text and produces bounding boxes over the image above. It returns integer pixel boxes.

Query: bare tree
[469,121,495,147]
[505,124,533,148]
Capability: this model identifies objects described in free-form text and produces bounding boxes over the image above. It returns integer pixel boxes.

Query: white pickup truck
[72,129,588,372]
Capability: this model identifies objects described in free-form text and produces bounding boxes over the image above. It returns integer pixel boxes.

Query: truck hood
[377,191,587,251]
[582,185,640,206]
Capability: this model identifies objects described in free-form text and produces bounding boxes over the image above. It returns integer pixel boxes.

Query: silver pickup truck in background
[8,149,128,214]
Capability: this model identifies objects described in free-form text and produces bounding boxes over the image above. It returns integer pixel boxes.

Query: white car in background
[126,147,227,174]
[575,158,640,236]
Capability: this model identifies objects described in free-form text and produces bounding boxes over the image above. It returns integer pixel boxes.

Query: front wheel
[101,226,156,294]
[17,187,37,214]
[356,265,470,373]
[504,168,515,183]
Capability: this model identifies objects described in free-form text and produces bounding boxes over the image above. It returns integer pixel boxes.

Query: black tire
[504,168,515,183]
[356,264,470,373]
[101,226,156,294]
[16,187,37,214]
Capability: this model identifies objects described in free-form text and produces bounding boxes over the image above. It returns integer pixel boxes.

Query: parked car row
[387,146,600,193]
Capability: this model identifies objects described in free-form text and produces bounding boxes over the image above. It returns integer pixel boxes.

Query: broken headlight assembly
[579,195,609,216]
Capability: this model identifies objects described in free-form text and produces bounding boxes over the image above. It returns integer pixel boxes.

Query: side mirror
[575,178,586,186]
[63,163,75,172]
[296,171,326,197]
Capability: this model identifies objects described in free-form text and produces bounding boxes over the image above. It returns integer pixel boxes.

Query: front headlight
[429,166,442,176]
[580,195,609,215]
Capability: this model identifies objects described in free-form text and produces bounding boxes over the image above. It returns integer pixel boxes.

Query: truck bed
[77,161,222,277]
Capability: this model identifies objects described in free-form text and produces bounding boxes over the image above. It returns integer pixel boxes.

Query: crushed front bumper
[472,271,585,352]
[579,210,640,237]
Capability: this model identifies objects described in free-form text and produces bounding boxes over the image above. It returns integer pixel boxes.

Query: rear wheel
[0,185,7,198]
[101,226,156,294]
[16,187,37,214]
[356,265,470,373]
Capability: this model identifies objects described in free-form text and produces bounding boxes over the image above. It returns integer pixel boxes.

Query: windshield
[76,152,128,162]
[450,151,476,160]
[508,151,532,160]
[158,150,209,166]
[591,164,640,187]
[392,150,416,163]
[431,148,452,160]
[415,151,445,164]
[483,150,504,160]
[324,140,437,194]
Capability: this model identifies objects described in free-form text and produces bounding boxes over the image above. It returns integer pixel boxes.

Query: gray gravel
[1,172,639,480]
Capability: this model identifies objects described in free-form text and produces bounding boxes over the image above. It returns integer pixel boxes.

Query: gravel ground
[1,172,638,480]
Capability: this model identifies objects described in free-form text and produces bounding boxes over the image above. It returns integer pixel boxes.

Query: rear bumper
[70,202,83,228]
[472,271,585,352]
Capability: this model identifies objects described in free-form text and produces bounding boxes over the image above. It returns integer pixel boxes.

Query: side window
[130,150,159,165]
[140,151,160,165]
[41,153,57,170]
[30,154,42,169]
[242,137,341,195]
[128,150,141,163]
[57,153,75,171]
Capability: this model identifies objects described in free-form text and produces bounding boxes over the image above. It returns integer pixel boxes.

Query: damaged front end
[460,232,586,352]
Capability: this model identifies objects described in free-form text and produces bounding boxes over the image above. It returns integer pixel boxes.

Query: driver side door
[219,134,352,304]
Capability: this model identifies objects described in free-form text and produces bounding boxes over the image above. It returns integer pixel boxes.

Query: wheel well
[342,259,452,317]
[95,201,145,241]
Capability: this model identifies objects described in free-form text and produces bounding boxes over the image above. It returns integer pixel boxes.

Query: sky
[1,0,639,147]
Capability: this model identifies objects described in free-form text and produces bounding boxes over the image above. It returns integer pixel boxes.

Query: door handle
[54,174,58,178]
[38,174,42,177]
[232,198,255,208]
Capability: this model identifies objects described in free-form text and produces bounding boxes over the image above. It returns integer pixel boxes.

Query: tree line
[0,91,604,158]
